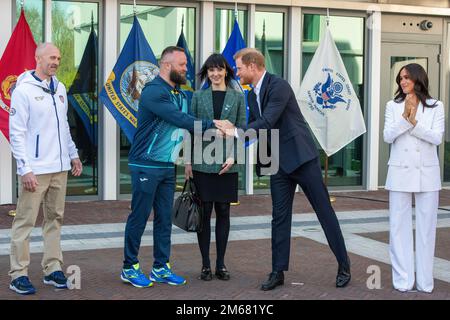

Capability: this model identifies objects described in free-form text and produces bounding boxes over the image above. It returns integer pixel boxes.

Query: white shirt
[233,71,267,138]
[253,71,267,116]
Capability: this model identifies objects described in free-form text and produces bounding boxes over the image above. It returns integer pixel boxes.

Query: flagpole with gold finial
[324,8,336,203]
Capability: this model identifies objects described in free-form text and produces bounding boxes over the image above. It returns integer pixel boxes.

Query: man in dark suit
[215,48,351,290]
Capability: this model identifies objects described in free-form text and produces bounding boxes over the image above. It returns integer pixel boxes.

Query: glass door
[379,42,440,186]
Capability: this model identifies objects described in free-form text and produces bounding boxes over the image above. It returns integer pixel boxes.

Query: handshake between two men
[213,119,237,138]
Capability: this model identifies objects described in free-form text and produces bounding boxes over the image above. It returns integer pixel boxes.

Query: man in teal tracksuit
[121,46,215,288]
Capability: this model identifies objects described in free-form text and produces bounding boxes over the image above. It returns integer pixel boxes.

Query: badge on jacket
[59,95,65,104]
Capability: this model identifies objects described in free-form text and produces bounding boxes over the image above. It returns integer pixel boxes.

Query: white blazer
[383,99,444,192]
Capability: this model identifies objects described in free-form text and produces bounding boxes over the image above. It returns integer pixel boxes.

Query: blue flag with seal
[222,19,246,77]
[68,22,98,146]
[221,19,252,123]
[221,18,258,148]
[99,16,159,143]
[176,24,194,103]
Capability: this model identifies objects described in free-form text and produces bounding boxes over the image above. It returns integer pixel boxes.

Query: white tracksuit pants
[389,191,438,293]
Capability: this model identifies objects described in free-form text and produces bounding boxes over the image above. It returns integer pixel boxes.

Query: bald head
[35,42,61,80]
[35,42,58,57]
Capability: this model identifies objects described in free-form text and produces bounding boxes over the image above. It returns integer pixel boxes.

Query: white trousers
[389,191,438,293]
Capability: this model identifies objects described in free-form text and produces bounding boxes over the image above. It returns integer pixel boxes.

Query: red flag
[0,9,37,141]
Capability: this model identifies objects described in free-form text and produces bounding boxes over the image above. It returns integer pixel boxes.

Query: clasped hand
[403,94,418,126]
[213,119,236,137]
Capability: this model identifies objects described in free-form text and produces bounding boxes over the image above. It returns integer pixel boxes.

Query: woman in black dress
[185,53,246,281]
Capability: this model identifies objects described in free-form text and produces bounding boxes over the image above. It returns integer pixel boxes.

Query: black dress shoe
[200,266,212,281]
[215,267,230,281]
[336,258,351,288]
[261,271,284,291]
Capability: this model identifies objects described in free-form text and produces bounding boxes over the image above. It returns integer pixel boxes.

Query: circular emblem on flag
[311,71,349,110]
[120,61,159,112]
[1,75,18,101]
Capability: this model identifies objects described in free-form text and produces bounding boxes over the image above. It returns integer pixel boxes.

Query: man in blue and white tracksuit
[120,46,215,288]
[8,43,82,295]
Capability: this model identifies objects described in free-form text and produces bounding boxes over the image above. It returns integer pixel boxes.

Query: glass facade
[302,14,365,187]
[15,0,44,43]
[119,4,196,194]
[215,9,247,53]
[52,1,99,196]
[255,11,284,77]
[252,11,284,191]
[7,2,449,201]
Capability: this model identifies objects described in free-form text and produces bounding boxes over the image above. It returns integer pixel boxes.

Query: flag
[176,23,195,101]
[260,20,274,73]
[221,18,259,149]
[99,16,159,143]
[0,9,36,141]
[221,19,254,120]
[68,21,98,146]
[296,28,366,156]
[222,19,246,82]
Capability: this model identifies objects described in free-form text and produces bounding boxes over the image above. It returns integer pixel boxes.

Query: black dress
[193,90,238,203]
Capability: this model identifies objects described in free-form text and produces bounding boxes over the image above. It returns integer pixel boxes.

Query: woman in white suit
[383,63,444,293]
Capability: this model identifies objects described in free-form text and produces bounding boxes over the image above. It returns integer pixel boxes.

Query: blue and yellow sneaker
[149,263,186,286]
[121,263,153,288]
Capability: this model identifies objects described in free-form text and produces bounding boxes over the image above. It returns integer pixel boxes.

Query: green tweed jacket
[189,86,247,174]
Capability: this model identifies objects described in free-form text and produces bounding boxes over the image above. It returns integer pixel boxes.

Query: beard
[239,76,250,86]
[169,70,187,85]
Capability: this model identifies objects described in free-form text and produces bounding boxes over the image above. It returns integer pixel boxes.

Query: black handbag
[172,179,203,232]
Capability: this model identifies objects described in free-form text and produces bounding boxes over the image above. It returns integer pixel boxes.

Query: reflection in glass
[52,1,99,195]
[302,14,365,187]
[15,0,44,43]
[215,9,247,52]
[255,11,284,77]
[252,12,284,190]
[119,5,196,194]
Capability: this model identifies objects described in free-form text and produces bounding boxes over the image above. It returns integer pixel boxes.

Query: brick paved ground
[0,189,449,301]
[360,228,450,261]
[0,238,449,300]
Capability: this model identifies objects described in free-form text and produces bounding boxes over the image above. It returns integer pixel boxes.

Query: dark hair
[197,53,235,86]
[394,63,436,108]
[160,46,185,62]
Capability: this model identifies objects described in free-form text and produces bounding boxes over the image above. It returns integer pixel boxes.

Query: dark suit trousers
[270,157,348,271]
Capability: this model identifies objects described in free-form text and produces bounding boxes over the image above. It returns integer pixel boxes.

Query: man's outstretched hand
[214,120,236,137]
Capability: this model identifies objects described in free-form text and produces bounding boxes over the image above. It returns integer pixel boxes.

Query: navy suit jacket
[245,72,318,176]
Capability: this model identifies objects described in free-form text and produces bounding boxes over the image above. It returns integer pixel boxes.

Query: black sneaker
[43,271,68,289]
[9,276,36,295]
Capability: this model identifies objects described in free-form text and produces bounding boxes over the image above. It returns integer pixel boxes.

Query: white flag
[296,28,366,156]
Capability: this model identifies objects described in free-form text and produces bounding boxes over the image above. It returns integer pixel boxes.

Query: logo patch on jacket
[59,95,65,104]
[35,96,44,101]
[9,107,16,116]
